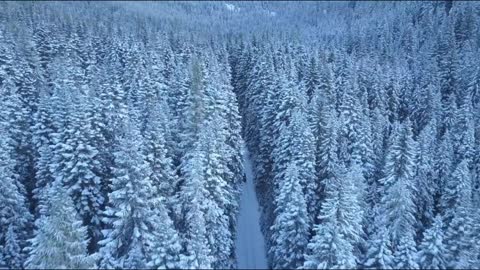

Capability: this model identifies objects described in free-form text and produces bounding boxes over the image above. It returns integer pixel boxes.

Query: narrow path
[235,147,269,269]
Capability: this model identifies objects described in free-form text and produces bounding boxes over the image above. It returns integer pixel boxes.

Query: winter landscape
[1,1,480,269]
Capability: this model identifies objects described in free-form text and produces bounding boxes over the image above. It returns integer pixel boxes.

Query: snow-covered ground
[235,148,269,269]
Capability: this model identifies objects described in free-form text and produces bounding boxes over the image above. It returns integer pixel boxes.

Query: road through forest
[235,148,269,269]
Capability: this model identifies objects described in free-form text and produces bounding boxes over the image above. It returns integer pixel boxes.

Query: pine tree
[252,53,281,254]
[176,56,205,161]
[147,201,182,269]
[303,218,355,269]
[332,51,351,113]
[168,53,191,166]
[201,119,235,269]
[98,117,180,269]
[143,102,177,209]
[217,51,245,254]
[32,88,56,215]
[442,159,472,224]
[441,93,457,135]
[436,18,456,102]
[452,94,475,167]
[418,216,447,270]
[443,160,475,268]
[434,130,454,213]
[95,52,127,205]
[3,226,21,269]
[270,162,309,269]
[358,84,376,184]
[337,76,371,238]
[1,31,36,220]
[177,139,213,269]
[60,93,105,252]
[363,225,394,269]
[303,162,362,269]
[7,37,39,226]
[310,57,334,135]
[305,56,320,102]
[313,79,338,216]
[0,98,33,268]
[393,235,419,269]
[244,51,276,183]
[24,181,96,269]
[281,109,316,224]
[337,75,364,167]
[267,65,304,257]
[378,120,418,248]
[40,63,74,216]
[415,121,437,228]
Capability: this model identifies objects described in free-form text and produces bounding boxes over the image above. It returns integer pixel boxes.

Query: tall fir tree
[443,160,475,269]
[98,116,181,269]
[303,163,362,269]
[0,80,33,268]
[176,138,213,269]
[417,215,447,270]
[24,181,96,269]
[270,162,309,269]
[377,120,418,255]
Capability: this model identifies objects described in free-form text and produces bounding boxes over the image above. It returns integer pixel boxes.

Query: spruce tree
[98,117,180,269]
[24,181,96,269]
[415,121,437,228]
[177,140,213,269]
[444,160,475,268]
[3,225,22,269]
[270,162,309,269]
[32,88,56,216]
[0,101,33,268]
[363,225,394,269]
[378,120,418,248]
[434,130,454,213]
[143,102,177,209]
[303,163,362,269]
[393,235,419,269]
[418,216,447,270]
[60,93,105,252]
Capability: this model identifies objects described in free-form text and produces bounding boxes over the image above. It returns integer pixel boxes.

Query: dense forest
[1,1,480,269]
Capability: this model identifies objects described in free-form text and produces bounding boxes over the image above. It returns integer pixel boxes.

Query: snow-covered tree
[314,88,338,209]
[378,120,418,248]
[98,117,181,269]
[417,216,447,270]
[177,139,214,269]
[61,93,105,252]
[24,181,96,269]
[442,159,473,224]
[303,150,363,269]
[143,102,177,209]
[394,235,419,269]
[443,160,475,269]
[415,121,437,228]
[337,75,365,167]
[435,130,454,213]
[363,225,394,269]
[32,88,56,215]
[303,218,356,269]
[0,94,33,268]
[2,226,21,269]
[270,162,309,269]
[273,108,316,224]
[452,94,475,166]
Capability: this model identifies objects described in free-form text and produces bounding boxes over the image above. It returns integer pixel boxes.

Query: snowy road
[235,148,269,269]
